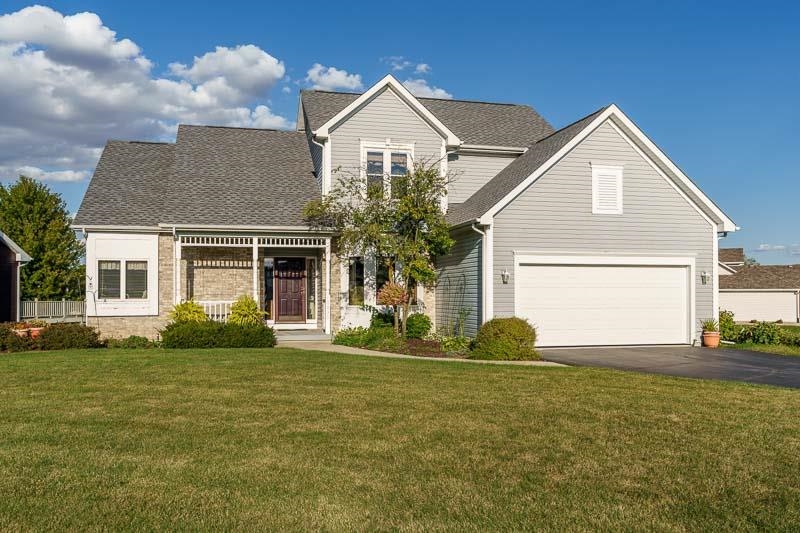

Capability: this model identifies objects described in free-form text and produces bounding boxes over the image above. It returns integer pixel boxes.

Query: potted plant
[701,319,720,348]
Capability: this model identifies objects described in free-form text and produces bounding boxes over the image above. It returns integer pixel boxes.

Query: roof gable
[312,75,460,146]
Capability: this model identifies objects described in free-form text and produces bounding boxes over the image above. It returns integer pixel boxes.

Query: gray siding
[436,227,482,337]
[492,120,714,340]
[306,126,323,190]
[329,87,443,180]
[447,153,516,203]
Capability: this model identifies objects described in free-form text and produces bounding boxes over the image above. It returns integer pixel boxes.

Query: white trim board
[478,105,737,233]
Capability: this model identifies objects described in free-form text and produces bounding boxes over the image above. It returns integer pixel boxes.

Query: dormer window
[362,142,413,198]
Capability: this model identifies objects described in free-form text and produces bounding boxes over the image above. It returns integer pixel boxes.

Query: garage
[515,256,693,347]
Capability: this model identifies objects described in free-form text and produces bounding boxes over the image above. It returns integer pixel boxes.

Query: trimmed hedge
[161,321,276,349]
[470,317,539,361]
[405,313,432,339]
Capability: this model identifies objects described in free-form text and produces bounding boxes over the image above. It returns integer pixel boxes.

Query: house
[0,231,31,322]
[719,247,745,275]
[720,265,800,323]
[74,74,737,346]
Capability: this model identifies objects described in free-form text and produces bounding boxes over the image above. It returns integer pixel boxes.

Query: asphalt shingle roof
[75,126,319,227]
[446,106,608,226]
[300,90,554,147]
[720,248,745,264]
[74,141,173,226]
[720,265,800,290]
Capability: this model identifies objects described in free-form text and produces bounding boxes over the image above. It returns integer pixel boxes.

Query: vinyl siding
[492,120,715,341]
[329,87,443,180]
[436,227,481,337]
[447,153,517,204]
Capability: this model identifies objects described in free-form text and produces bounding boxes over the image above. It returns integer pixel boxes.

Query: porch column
[174,236,182,304]
[324,238,331,334]
[252,239,259,302]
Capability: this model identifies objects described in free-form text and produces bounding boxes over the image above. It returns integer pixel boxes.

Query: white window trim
[360,140,414,197]
[97,258,150,301]
[591,163,624,215]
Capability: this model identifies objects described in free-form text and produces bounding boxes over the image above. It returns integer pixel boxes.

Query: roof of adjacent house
[300,90,555,147]
[0,231,31,262]
[75,126,319,228]
[719,248,745,264]
[720,265,800,290]
[446,106,609,226]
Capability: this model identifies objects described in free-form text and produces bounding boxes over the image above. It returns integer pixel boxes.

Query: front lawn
[0,349,798,530]
[735,342,800,357]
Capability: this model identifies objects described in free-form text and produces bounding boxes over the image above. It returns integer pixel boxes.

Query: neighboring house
[720,265,800,323]
[0,231,31,322]
[74,74,737,346]
[719,247,745,275]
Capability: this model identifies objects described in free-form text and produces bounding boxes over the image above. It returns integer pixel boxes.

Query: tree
[304,161,454,335]
[0,176,84,299]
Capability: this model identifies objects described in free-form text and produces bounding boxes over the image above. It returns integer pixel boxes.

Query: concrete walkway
[278,340,565,367]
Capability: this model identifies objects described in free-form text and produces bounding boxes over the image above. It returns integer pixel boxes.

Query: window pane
[348,257,364,306]
[98,260,121,299]
[390,153,408,176]
[366,151,383,175]
[125,261,148,299]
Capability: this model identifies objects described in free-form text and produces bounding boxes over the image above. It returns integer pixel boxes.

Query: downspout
[471,222,486,325]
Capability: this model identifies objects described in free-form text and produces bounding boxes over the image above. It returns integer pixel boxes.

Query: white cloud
[0,6,293,183]
[305,63,363,91]
[752,244,787,252]
[402,78,453,99]
[415,63,431,74]
[14,165,90,182]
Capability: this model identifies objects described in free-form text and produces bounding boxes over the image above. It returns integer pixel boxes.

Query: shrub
[719,310,739,341]
[168,300,208,324]
[228,295,265,326]
[107,335,156,349]
[161,321,276,349]
[405,313,432,339]
[37,323,104,350]
[471,317,539,361]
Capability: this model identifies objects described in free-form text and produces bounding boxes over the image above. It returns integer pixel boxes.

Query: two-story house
[74,74,737,346]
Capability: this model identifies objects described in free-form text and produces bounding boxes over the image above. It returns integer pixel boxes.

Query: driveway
[540,346,800,388]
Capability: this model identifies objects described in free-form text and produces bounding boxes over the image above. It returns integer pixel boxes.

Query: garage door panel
[517,263,689,347]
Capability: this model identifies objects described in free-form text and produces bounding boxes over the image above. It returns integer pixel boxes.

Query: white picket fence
[200,300,234,322]
[20,299,85,323]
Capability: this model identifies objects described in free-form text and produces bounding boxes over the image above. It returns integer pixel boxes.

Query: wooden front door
[275,258,305,322]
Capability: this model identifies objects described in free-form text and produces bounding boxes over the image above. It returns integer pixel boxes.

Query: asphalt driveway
[541,346,800,388]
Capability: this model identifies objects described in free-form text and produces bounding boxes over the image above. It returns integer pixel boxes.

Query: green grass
[0,349,798,531]
[735,342,800,357]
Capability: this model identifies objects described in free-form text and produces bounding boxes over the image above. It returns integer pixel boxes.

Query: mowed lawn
[0,349,798,531]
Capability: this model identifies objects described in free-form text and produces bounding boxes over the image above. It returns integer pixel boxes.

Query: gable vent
[591,164,623,214]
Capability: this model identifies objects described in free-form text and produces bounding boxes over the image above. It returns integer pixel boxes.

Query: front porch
[174,234,331,333]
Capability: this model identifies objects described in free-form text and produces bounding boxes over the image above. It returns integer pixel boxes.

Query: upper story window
[591,164,623,215]
[362,142,413,198]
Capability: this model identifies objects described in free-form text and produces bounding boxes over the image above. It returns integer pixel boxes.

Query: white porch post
[324,237,331,334]
[174,236,182,304]
[252,239,259,302]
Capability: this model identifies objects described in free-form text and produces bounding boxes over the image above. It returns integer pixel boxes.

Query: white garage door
[516,262,690,347]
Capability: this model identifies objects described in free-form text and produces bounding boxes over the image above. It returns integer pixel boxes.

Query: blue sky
[0,1,798,263]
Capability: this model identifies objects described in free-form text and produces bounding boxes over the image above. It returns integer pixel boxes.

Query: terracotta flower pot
[702,331,720,348]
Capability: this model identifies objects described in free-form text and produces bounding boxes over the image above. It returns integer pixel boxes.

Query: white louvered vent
[591,164,623,214]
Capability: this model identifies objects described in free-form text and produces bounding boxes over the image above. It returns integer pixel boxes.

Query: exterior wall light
[700,271,709,285]
[501,269,511,284]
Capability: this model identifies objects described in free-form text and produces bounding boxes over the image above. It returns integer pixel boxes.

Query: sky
[0,1,798,263]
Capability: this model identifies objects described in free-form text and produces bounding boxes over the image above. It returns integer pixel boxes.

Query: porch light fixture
[700,271,709,285]
[501,269,511,284]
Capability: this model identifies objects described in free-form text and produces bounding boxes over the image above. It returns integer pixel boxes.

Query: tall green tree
[304,161,454,334]
[0,176,84,299]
